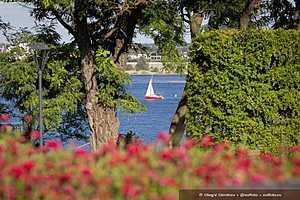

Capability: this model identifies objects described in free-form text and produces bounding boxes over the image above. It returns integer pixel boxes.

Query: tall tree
[0,0,150,150]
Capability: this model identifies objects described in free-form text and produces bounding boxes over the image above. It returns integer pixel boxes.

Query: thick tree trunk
[169,11,204,148]
[74,0,119,151]
[240,0,261,29]
[79,40,119,151]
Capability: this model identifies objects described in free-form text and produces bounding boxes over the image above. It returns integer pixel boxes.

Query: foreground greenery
[186,29,300,152]
[1,129,300,199]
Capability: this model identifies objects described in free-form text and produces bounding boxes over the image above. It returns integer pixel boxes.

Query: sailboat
[144,77,164,100]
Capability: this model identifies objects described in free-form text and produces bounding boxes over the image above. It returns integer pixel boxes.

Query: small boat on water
[144,77,164,100]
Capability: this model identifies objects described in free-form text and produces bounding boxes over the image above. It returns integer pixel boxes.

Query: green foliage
[208,0,247,28]
[186,29,300,152]
[95,49,145,113]
[141,0,186,73]
[161,43,187,74]
[0,43,83,130]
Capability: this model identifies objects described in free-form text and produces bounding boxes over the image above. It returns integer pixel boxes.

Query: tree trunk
[74,0,119,151]
[169,10,204,148]
[190,11,204,39]
[169,90,188,147]
[240,0,261,29]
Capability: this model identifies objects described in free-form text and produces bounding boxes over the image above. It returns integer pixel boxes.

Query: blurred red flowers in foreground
[31,130,41,140]
[0,113,10,122]
[0,124,300,199]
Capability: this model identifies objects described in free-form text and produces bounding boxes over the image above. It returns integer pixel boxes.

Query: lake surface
[1,75,185,145]
[118,75,185,143]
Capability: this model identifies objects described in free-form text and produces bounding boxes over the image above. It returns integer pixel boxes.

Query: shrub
[0,130,300,199]
[186,29,300,152]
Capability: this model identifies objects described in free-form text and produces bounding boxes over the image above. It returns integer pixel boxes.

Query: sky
[0,2,156,44]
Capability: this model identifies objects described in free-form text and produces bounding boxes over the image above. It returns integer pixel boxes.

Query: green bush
[186,29,300,152]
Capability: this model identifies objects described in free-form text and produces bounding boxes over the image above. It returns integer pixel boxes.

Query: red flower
[109,151,125,166]
[122,176,140,198]
[236,147,248,158]
[63,186,75,195]
[21,161,35,172]
[231,177,242,186]
[127,143,140,156]
[0,113,9,122]
[31,130,41,140]
[157,132,170,143]
[75,148,87,157]
[195,165,207,176]
[260,153,282,166]
[159,149,174,161]
[81,168,92,177]
[159,177,177,187]
[59,173,72,184]
[251,174,266,184]
[292,166,300,175]
[236,158,251,172]
[293,158,300,167]
[182,139,195,149]
[174,147,189,164]
[214,140,230,153]
[162,194,177,200]
[0,144,4,153]
[200,134,214,148]
[288,145,300,153]
[9,166,24,179]
[45,140,62,150]
[22,115,33,123]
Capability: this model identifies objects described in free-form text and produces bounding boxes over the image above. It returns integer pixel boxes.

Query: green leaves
[95,49,145,112]
[186,29,300,152]
[0,44,83,131]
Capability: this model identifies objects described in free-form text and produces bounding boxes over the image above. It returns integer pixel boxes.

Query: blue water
[118,75,185,143]
[1,75,185,144]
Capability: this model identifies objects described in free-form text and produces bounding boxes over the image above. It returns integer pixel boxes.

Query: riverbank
[125,70,186,76]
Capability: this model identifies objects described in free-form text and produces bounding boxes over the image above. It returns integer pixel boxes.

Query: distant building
[126,43,189,71]
[149,51,162,61]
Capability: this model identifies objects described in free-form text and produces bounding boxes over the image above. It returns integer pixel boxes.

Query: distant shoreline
[125,70,186,76]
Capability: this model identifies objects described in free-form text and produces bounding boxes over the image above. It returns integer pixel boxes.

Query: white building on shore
[126,44,189,71]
